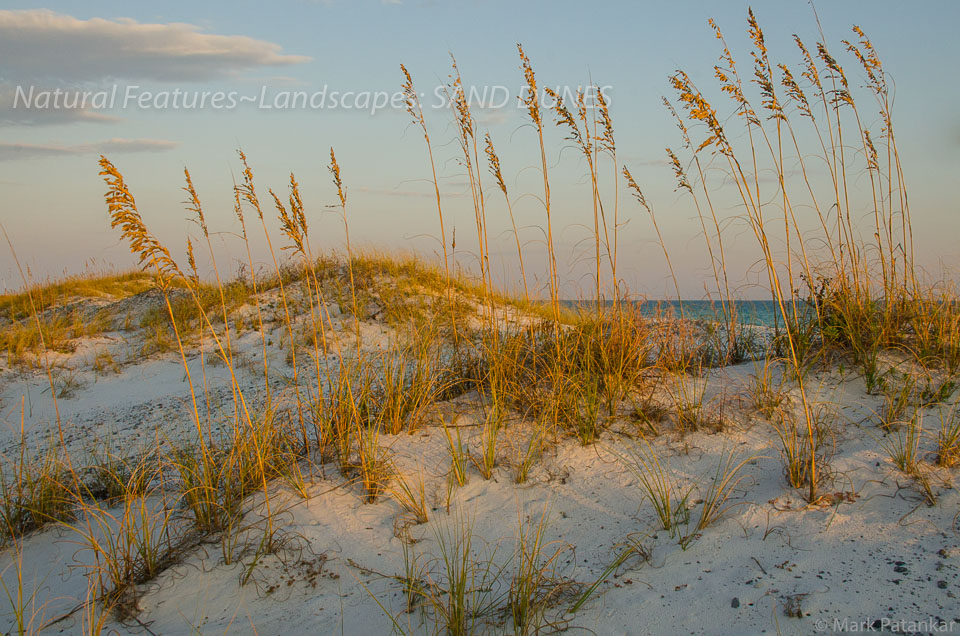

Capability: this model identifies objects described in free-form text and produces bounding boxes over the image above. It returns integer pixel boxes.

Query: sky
[1,0,958,299]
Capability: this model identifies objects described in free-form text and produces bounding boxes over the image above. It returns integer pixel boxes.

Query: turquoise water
[562,300,791,328]
[634,300,783,327]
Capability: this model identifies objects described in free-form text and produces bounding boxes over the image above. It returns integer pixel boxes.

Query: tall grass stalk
[401,65,460,350]
[518,45,561,338]
[237,150,307,441]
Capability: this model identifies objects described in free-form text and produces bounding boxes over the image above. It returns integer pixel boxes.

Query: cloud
[310,0,403,4]
[0,85,121,126]
[619,155,671,167]
[0,138,178,161]
[474,107,516,127]
[353,185,465,198]
[0,10,310,83]
[235,75,307,87]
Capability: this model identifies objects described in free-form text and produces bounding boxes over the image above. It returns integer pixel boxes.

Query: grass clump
[748,357,787,419]
[77,492,184,618]
[422,513,501,635]
[771,404,833,494]
[83,447,154,503]
[881,410,924,475]
[936,406,960,468]
[508,509,570,635]
[0,443,77,544]
[615,440,691,536]
[679,449,754,549]
[878,374,918,432]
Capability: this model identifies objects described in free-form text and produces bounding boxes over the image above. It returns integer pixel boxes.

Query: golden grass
[0,271,154,322]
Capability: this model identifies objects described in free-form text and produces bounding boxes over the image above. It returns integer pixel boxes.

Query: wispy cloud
[619,155,671,168]
[0,10,310,83]
[0,138,178,161]
[474,107,516,127]
[0,86,121,126]
[353,185,465,198]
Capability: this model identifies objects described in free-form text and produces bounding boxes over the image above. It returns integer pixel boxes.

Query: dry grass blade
[681,449,755,549]
[613,440,691,536]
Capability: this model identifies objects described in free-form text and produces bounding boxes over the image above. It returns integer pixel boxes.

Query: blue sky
[1,1,958,298]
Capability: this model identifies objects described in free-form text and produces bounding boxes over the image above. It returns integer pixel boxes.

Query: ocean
[561,300,793,328]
